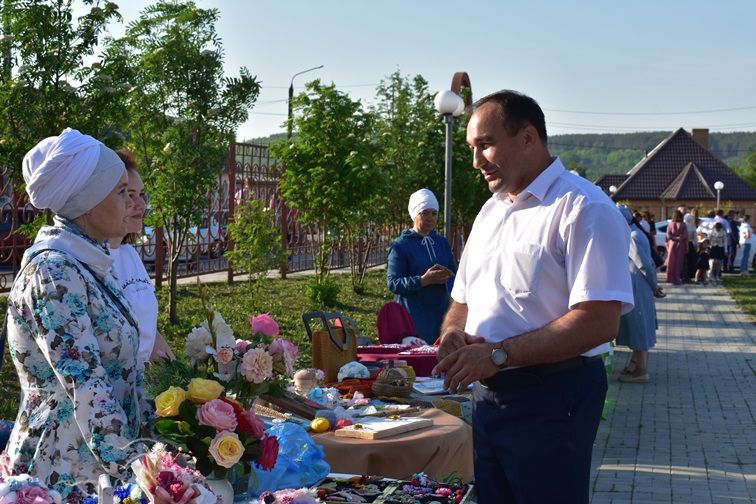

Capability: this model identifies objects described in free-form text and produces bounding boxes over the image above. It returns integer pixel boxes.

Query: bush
[306,277,341,307]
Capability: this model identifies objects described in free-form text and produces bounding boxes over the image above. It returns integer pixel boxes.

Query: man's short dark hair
[472,90,548,143]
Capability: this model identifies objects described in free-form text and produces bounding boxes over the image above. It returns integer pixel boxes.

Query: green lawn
[722,273,756,322]
[0,269,393,419]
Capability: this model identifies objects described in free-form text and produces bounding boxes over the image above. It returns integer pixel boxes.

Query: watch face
[492,348,507,367]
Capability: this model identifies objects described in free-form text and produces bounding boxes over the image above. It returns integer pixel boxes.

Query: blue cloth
[386,229,456,344]
[250,422,330,496]
[472,360,607,503]
[616,224,658,351]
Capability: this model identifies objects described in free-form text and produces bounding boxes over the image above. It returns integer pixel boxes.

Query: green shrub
[306,277,341,307]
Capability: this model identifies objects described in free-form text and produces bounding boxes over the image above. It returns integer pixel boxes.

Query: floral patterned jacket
[2,219,149,502]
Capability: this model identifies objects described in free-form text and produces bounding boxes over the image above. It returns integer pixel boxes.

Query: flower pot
[206,475,234,504]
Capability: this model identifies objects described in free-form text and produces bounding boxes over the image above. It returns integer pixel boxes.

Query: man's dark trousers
[472,358,607,503]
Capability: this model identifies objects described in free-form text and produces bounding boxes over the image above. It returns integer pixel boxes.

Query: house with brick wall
[594,128,756,220]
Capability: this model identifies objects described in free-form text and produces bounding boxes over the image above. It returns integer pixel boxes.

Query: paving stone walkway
[591,278,756,504]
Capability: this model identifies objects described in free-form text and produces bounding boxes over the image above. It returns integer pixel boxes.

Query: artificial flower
[197,399,238,432]
[187,378,224,404]
[256,434,279,471]
[154,386,187,417]
[185,327,212,365]
[236,409,264,439]
[214,347,234,365]
[207,431,244,468]
[249,314,279,337]
[239,348,273,384]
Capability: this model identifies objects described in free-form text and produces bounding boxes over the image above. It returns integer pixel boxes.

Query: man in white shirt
[433,90,633,503]
[739,215,753,275]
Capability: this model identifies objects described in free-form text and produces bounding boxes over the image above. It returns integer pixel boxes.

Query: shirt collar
[493,157,566,205]
[520,157,565,202]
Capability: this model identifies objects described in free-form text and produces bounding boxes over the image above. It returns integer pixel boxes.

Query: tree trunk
[169,252,179,324]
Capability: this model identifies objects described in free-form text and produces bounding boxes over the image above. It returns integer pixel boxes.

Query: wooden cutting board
[334,416,433,439]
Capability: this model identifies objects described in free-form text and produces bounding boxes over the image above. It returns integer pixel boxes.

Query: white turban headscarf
[408,188,439,219]
[22,128,125,219]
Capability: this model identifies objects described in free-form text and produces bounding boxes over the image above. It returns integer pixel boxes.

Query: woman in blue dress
[387,189,456,344]
[616,205,665,383]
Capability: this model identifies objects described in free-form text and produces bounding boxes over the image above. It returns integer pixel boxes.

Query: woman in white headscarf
[387,188,457,344]
[1,129,148,500]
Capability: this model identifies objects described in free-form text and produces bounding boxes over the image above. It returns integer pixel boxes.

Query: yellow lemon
[310,417,330,433]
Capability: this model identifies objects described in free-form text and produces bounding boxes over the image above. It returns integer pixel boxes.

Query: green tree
[109,0,260,322]
[0,0,124,231]
[736,146,756,188]
[271,80,381,295]
[373,71,444,229]
[224,198,285,309]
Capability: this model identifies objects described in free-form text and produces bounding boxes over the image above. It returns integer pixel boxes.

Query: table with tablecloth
[311,408,473,482]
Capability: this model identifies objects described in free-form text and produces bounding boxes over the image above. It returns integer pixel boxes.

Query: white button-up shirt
[451,158,634,357]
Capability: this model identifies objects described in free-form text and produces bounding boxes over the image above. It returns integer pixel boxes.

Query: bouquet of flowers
[151,377,279,477]
[129,444,217,504]
[0,475,62,504]
[172,283,299,406]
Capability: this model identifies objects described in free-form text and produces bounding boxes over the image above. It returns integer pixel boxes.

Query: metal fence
[0,143,394,292]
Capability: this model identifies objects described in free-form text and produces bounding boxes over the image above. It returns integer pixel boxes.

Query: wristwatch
[491,342,508,369]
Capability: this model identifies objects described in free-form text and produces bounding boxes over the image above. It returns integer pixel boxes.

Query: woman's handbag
[303,311,358,383]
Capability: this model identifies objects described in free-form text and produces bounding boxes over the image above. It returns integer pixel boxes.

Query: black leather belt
[480,355,602,390]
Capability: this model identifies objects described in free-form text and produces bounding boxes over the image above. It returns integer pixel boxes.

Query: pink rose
[269,338,299,375]
[249,314,279,337]
[235,339,251,353]
[214,347,234,365]
[239,348,273,384]
[237,409,265,439]
[256,435,279,471]
[16,485,53,504]
[197,398,238,431]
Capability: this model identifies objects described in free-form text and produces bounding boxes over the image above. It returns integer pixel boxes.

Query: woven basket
[371,368,413,398]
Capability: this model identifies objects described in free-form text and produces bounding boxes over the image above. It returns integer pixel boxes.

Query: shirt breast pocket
[501,243,544,298]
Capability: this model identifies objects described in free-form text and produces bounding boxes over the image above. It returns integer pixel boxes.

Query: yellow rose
[154,386,187,417]
[208,431,244,468]
[187,378,224,404]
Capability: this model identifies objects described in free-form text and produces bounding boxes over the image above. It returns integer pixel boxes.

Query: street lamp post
[288,65,323,140]
[434,90,465,240]
[714,181,724,211]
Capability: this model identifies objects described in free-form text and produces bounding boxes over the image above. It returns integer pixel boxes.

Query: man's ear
[520,123,540,150]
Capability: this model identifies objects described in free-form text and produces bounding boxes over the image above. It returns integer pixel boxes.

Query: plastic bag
[250,422,330,496]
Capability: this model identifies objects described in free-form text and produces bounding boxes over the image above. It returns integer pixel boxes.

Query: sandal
[620,360,637,375]
[619,373,650,384]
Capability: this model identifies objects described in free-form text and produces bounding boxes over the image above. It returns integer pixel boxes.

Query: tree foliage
[0,0,124,215]
[736,146,756,189]
[271,80,381,293]
[108,0,260,322]
[225,198,285,308]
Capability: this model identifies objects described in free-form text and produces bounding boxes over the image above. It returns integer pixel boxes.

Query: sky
[84,0,756,141]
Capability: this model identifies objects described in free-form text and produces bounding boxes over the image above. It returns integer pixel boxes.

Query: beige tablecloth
[312,408,473,482]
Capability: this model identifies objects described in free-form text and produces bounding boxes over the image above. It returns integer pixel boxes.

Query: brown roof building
[599,128,756,219]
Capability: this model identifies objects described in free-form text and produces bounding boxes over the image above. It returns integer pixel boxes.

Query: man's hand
[434,343,499,394]
[436,329,484,360]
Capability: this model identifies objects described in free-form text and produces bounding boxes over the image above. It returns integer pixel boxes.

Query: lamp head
[434,90,464,116]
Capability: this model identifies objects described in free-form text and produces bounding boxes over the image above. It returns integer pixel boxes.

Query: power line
[546,105,756,116]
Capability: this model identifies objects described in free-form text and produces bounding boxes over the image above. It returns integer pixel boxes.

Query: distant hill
[240,130,756,182]
[550,131,756,181]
